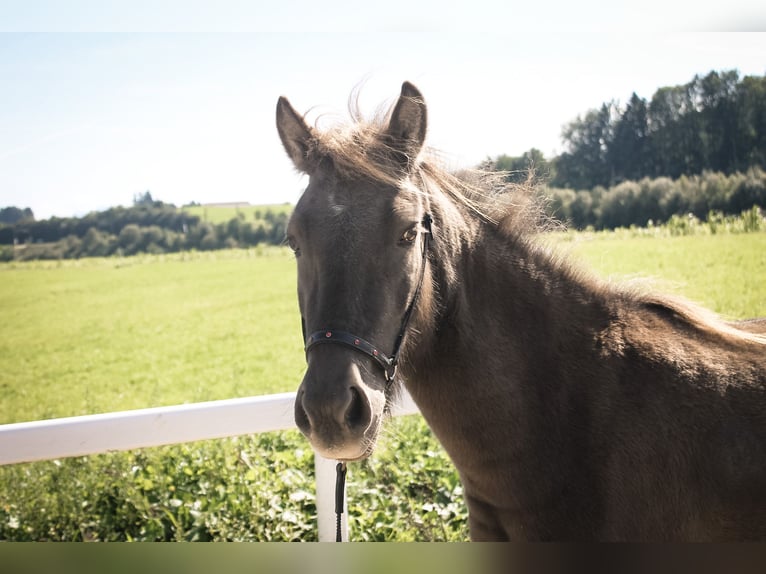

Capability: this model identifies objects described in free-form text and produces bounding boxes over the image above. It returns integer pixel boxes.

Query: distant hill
[182,203,293,224]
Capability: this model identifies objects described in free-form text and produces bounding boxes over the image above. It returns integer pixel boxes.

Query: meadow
[0,247,302,424]
[1,231,765,540]
[551,231,766,318]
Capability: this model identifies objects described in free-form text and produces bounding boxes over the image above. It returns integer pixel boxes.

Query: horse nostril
[345,386,371,429]
[295,389,311,435]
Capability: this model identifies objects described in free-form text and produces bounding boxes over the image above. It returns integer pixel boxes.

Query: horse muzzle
[294,358,386,461]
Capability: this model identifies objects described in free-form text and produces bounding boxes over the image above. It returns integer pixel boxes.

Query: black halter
[303,214,433,383]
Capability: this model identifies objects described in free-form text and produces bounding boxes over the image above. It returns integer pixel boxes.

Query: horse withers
[276,82,766,541]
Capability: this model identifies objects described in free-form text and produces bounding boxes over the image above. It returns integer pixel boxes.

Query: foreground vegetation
[1,229,765,541]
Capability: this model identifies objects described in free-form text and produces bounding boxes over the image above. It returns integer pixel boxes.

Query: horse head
[277,82,433,461]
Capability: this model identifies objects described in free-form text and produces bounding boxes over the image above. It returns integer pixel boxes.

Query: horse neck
[407,205,607,394]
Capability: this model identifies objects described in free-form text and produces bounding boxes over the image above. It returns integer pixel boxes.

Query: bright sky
[1,2,765,219]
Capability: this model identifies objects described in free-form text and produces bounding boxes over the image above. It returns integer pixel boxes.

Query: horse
[276,82,766,541]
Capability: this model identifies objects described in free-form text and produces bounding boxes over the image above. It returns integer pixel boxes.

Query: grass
[1,232,765,541]
[552,231,766,318]
[0,248,302,424]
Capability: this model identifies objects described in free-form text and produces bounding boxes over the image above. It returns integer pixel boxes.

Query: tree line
[487,69,766,229]
[0,193,289,261]
[547,167,766,230]
[553,69,766,189]
[492,71,766,188]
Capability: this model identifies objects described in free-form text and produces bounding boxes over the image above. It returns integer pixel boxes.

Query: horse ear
[276,96,315,174]
[385,81,427,163]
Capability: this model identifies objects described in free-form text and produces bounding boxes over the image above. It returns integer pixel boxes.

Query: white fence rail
[0,391,420,542]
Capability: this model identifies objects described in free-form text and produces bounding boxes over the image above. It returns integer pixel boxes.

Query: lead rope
[335,461,347,542]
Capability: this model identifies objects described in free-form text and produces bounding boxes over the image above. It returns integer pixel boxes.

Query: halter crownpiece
[303,213,433,383]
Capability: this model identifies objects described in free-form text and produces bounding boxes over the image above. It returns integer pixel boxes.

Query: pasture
[1,231,765,540]
[552,231,766,318]
[0,247,302,424]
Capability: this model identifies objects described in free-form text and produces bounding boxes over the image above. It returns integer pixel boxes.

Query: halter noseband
[303,214,433,383]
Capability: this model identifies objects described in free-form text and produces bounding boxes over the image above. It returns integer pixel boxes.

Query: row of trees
[546,167,766,230]
[491,70,766,192]
[553,70,766,188]
[0,194,289,261]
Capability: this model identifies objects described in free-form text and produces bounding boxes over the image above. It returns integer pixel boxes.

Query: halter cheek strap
[303,213,433,383]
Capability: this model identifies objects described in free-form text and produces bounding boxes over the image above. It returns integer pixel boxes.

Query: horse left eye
[286,236,301,256]
[401,227,418,243]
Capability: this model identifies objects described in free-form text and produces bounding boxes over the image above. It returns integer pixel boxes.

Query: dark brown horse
[276,82,766,541]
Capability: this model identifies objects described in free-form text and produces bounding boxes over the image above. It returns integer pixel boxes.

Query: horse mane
[304,97,550,238]
[303,92,765,348]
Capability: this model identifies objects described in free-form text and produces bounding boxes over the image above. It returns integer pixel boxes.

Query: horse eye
[286,236,301,256]
[401,227,418,243]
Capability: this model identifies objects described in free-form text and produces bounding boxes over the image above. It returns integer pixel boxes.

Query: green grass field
[552,231,766,318]
[1,231,765,541]
[0,248,302,424]
[181,204,293,225]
